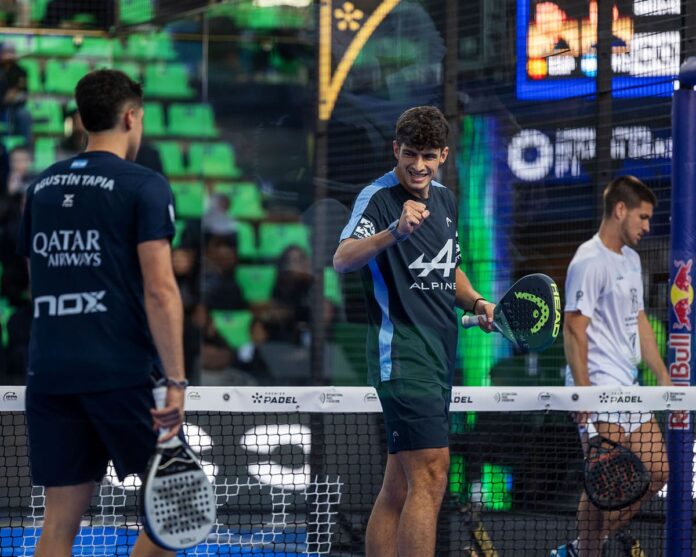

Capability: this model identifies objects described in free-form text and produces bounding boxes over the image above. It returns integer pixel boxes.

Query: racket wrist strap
[470,297,486,313]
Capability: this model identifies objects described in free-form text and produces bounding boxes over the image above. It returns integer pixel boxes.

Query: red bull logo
[670,259,693,331]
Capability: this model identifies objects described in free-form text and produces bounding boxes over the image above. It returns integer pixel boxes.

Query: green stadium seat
[235,265,277,304]
[230,183,264,219]
[44,59,90,95]
[172,219,186,249]
[143,101,166,137]
[257,222,310,259]
[0,297,12,348]
[188,142,241,178]
[211,310,252,349]
[75,37,115,59]
[26,98,63,134]
[170,181,205,219]
[18,58,42,93]
[212,182,264,219]
[32,138,57,172]
[35,36,77,57]
[1,135,27,152]
[143,63,194,99]
[235,221,257,260]
[109,61,141,81]
[119,0,155,26]
[324,267,343,305]
[167,103,217,138]
[126,32,177,61]
[154,141,186,177]
[31,0,51,23]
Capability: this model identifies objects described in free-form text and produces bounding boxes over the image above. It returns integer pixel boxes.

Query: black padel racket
[461,273,561,353]
[584,434,650,511]
[142,385,216,550]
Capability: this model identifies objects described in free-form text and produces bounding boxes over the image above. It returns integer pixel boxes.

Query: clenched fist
[397,200,430,238]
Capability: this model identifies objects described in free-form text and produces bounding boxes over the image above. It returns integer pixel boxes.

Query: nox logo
[34,291,107,318]
[408,239,457,278]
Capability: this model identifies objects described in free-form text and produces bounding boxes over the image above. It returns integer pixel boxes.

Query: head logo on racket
[513,291,549,333]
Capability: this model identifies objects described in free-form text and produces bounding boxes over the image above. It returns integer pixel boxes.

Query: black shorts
[26,384,159,487]
[377,380,451,454]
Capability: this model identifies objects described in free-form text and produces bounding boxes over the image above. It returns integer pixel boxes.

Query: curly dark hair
[75,69,143,133]
[603,175,657,217]
[395,106,449,150]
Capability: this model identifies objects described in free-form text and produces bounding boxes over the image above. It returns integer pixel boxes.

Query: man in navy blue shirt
[18,69,185,557]
[334,106,494,557]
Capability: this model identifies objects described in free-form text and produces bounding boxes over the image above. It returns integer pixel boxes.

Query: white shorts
[579,411,653,437]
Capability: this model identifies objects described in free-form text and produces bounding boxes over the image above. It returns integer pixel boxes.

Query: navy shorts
[26,384,159,487]
[377,380,451,453]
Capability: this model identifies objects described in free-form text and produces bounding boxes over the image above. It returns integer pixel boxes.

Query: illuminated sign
[508,125,671,181]
[517,0,680,99]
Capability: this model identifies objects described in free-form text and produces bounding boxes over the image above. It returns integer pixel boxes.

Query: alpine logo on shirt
[409,239,457,291]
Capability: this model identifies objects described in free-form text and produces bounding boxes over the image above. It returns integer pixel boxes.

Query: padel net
[0,385,693,555]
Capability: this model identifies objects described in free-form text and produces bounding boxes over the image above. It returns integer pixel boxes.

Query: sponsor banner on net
[0,387,25,410]
[128,386,696,413]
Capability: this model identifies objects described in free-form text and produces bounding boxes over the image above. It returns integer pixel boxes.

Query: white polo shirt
[564,234,644,386]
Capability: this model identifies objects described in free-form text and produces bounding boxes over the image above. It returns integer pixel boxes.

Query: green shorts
[377,380,451,453]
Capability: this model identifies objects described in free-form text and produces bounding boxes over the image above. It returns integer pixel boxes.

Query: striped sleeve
[339,185,383,242]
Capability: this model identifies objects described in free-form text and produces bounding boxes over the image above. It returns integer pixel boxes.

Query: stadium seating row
[4,32,176,61]
[172,220,311,261]
[19,59,195,98]
[24,97,217,138]
[170,182,264,220]
[210,266,342,348]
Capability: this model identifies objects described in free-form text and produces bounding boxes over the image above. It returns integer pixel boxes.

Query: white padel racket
[142,385,216,550]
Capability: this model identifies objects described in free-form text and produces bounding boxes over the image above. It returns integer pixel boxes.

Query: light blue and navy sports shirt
[18,151,175,394]
[339,170,461,389]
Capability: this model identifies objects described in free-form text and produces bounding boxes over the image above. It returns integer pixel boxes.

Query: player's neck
[84,133,128,160]
[597,222,624,254]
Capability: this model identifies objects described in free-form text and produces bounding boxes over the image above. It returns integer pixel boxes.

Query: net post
[666,57,696,556]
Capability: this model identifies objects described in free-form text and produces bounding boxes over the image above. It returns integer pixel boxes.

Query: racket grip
[152,385,171,440]
[461,315,482,329]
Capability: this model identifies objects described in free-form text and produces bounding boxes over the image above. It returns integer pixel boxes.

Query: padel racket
[583,433,650,511]
[142,385,216,550]
[461,273,561,353]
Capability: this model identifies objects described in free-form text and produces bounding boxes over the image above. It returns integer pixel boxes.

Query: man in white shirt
[562,176,672,557]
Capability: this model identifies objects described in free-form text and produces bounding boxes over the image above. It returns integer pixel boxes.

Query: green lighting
[478,463,513,512]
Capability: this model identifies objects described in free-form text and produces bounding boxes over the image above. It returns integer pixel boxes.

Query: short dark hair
[75,69,143,132]
[603,175,657,217]
[395,106,449,150]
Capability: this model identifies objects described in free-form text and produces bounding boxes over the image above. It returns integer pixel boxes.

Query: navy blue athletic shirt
[18,151,175,394]
[339,170,461,389]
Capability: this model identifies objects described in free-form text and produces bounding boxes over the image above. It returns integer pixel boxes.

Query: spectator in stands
[172,221,202,384]
[6,145,33,194]
[2,257,29,384]
[0,42,31,143]
[201,198,246,311]
[271,244,312,343]
[269,244,339,346]
[56,102,87,160]
[0,1,30,27]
